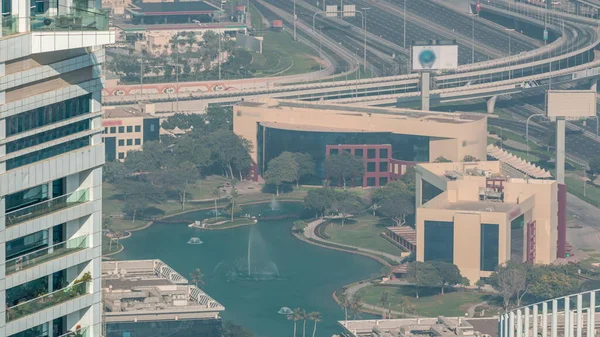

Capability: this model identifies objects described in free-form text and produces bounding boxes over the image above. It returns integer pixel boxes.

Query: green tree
[121,179,166,222]
[489,262,530,309]
[400,166,417,193]
[325,152,364,189]
[301,310,308,337]
[161,112,206,130]
[287,308,303,337]
[221,321,255,337]
[124,141,169,173]
[475,279,485,290]
[528,266,580,301]
[337,292,350,321]
[433,156,452,163]
[349,295,362,319]
[291,152,315,187]
[103,160,131,183]
[189,268,204,287]
[589,156,600,174]
[206,130,252,179]
[226,188,241,222]
[379,291,390,318]
[173,134,212,170]
[303,188,337,218]
[331,191,363,226]
[204,106,233,132]
[432,262,464,295]
[292,220,307,233]
[264,152,298,195]
[152,161,199,210]
[372,181,415,226]
[406,261,442,298]
[308,312,322,337]
[212,187,221,220]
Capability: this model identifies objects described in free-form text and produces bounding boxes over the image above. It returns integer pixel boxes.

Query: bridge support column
[591,79,598,92]
[421,72,430,111]
[487,95,498,113]
[575,2,581,15]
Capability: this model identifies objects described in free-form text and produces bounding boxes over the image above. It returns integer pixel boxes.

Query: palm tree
[337,292,350,322]
[379,291,390,319]
[301,310,308,337]
[349,296,363,320]
[212,187,221,220]
[189,268,204,287]
[228,188,240,223]
[308,312,322,337]
[287,308,303,337]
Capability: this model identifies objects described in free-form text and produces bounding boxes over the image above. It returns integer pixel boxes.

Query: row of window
[329,147,389,159]
[366,161,388,173]
[5,178,65,213]
[118,138,141,147]
[6,137,90,170]
[6,95,91,137]
[6,120,90,154]
[105,125,141,134]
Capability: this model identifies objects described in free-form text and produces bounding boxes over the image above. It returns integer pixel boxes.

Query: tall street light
[293,0,297,41]
[361,7,369,72]
[403,0,406,49]
[471,13,477,64]
[505,28,515,79]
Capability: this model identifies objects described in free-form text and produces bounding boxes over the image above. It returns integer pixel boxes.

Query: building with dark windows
[126,0,222,25]
[0,0,114,334]
[233,99,487,186]
[102,104,160,162]
[415,161,559,284]
[103,260,225,337]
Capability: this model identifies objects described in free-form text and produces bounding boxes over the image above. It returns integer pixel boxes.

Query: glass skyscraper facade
[0,0,113,335]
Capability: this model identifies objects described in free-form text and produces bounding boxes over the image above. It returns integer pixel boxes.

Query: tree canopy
[264,152,298,195]
[325,152,364,189]
[372,181,415,226]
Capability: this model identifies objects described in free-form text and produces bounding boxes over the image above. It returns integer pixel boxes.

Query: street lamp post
[471,13,476,64]
[218,32,222,80]
[526,113,546,159]
[403,0,406,49]
[293,0,297,41]
[361,7,369,72]
[505,28,515,79]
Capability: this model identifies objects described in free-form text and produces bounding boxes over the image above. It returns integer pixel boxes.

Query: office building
[103,260,225,337]
[0,0,114,335]
[415,161,559,284]
[233,98,487,186]
[102,105,160,161]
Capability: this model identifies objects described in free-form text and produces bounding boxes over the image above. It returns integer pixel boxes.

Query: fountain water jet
[270,195,279,211]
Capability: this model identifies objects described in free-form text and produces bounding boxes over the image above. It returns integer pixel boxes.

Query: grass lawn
[325,215,404,256]
[356,284,491,317]
[249,4,266,31]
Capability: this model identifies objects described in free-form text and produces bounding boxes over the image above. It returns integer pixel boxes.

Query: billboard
[342,4,356,17]
[547,90,597,121]
[325,5,337,17]
[412,45,458,71]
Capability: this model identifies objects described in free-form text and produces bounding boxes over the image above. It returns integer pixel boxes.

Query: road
[566,193,600,253]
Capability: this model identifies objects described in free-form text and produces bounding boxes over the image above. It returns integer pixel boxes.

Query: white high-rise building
[0,0,114,335]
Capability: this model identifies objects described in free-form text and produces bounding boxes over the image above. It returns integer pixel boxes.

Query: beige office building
[233,99,488,182]
[415,161,558,284]
[102,105,160,161]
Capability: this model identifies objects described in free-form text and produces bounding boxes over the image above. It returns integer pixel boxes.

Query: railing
[6,281,89,322]
[5,235,89,275]
[30,6,109,31]
[1,15,18,37]
[57,326,90,337]
[5,189,89,227]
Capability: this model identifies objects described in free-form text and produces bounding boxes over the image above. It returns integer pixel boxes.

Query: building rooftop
[128,1,221,16]
[102,260,224,322]
[103,105,155,119]
[237,99,486,124]
[339,317,498,337]
[432,200,518,213]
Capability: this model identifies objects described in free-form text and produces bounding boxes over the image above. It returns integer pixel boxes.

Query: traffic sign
[543,28,548,41]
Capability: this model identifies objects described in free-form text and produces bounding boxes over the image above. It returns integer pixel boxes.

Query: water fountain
[270,195,279,211]
[188,237,203,244]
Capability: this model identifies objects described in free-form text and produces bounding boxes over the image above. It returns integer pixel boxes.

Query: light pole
[361,7,369,72]
[293,0,297,41]
[218,31,222,80]
[505,28,515,79]
[403,0,406,49]
[526,113,546,159]
[471,13,476,64]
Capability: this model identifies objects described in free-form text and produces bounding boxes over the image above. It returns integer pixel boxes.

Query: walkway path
[304,219,405,264]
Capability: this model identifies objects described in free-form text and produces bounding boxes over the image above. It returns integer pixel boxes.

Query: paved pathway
[304,219,404,263]
[566,193,600,254]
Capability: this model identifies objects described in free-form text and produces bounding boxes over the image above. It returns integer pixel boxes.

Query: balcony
[5,235,89,275]
[5,189,89,227]
[58,326,90,337]
[1,15,18,37]
[30,6,109,32]
[6,281,90,322]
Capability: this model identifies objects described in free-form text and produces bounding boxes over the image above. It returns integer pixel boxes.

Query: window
[329,148,339,155]
[354,149,363,157]
[424,220,454,263]
[6,229,49,260]
[127,126,133,133]
[52,178,65,198]
[104,127,108,134]
[366,177,376,186]
[380,148,389,159]
[6,95,91,136]
[135,125,141,132]
[110,127,116,134]
[367,148,376,159]
[511,214,525,262]
[118,139,125,146]
[343,148,351,153]
[422,179,443,205]
[118,126,125,133]
[379,162,388,172]
[481,224,499,271]
[5,184,49,213]
[126,139,133,146]
[6,137,90,170]
[150,124,155,132]
[6,120,90,154]
[367,162,376,172]
[135,138,141,145]
[379,177,388,186]
[118,152,125,159]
